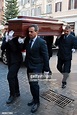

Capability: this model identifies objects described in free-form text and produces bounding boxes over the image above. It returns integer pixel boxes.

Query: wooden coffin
[8,16,63,37]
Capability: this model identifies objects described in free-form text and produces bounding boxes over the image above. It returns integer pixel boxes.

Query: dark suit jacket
[55,34,77,60]
[25,36,50,72]
[44,36,53,58]
[1,37,23,67]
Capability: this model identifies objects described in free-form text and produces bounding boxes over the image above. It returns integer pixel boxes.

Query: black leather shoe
[31,103,40,113]
[62,83,66,89]
[27,99,34,106]
[6,96,15,104]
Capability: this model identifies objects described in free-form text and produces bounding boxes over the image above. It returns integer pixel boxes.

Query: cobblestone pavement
[0,51,77,115]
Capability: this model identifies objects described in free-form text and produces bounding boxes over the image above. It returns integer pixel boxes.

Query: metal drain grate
[40,89,74,108]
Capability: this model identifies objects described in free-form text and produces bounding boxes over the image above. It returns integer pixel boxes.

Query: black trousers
[57,57,71,83]
[7,62,21,96]
[57,57,71,73]
[27,68,42,104]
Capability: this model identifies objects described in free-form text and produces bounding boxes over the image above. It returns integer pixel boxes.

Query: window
[20,11,25,16]
[68,22,75,30]
[31,8,35,16]
[68,0,77,9]
[21,10,30,16]
[35,7,41,16]
[24,0,30,4]
[23,11,26,16]
[26,10,30,16]
[21,0,24,5]
[31,0,37,5]
[55,2,62,12]
[47,0,53,3]
[46,4,52,13]
[31,0,35,5]
[20,0,30,5]
[27,0,30,3]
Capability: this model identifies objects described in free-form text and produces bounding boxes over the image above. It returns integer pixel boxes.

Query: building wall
[18,0,77,35]
[53,0,77,35]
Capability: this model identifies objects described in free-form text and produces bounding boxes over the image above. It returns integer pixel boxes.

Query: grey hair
[65,25,71,30]
[29,24,39,31]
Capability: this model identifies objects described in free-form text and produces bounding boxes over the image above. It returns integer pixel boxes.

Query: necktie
[64,35,67,39]
[29,39,33,48]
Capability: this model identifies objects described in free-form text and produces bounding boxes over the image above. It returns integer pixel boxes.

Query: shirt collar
[32,35,37,42]
[64,34,69,38]
[67,34,69,37]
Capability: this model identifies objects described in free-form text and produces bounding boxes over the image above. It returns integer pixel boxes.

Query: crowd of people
[1,23,77,113]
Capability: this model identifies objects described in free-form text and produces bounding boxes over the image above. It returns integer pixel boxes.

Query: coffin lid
[8,16,63,37]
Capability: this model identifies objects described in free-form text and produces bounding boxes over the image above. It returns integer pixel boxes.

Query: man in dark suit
[55,25,77,89]
[1,32,23,104]
[25,24,50,113]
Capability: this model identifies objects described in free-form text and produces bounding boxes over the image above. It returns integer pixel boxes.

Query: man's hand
[8,30,14,40]
[9,30,14,37]
[5,30,14,42]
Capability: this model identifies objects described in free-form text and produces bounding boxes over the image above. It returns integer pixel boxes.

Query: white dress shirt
[30,36,37,48]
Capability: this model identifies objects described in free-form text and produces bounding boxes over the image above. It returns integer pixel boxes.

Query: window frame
[68,0,77,10]
[46,4,52,13]
[55,2,62,12]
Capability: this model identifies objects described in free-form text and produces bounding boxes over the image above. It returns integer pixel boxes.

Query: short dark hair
[29,24,39,31]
